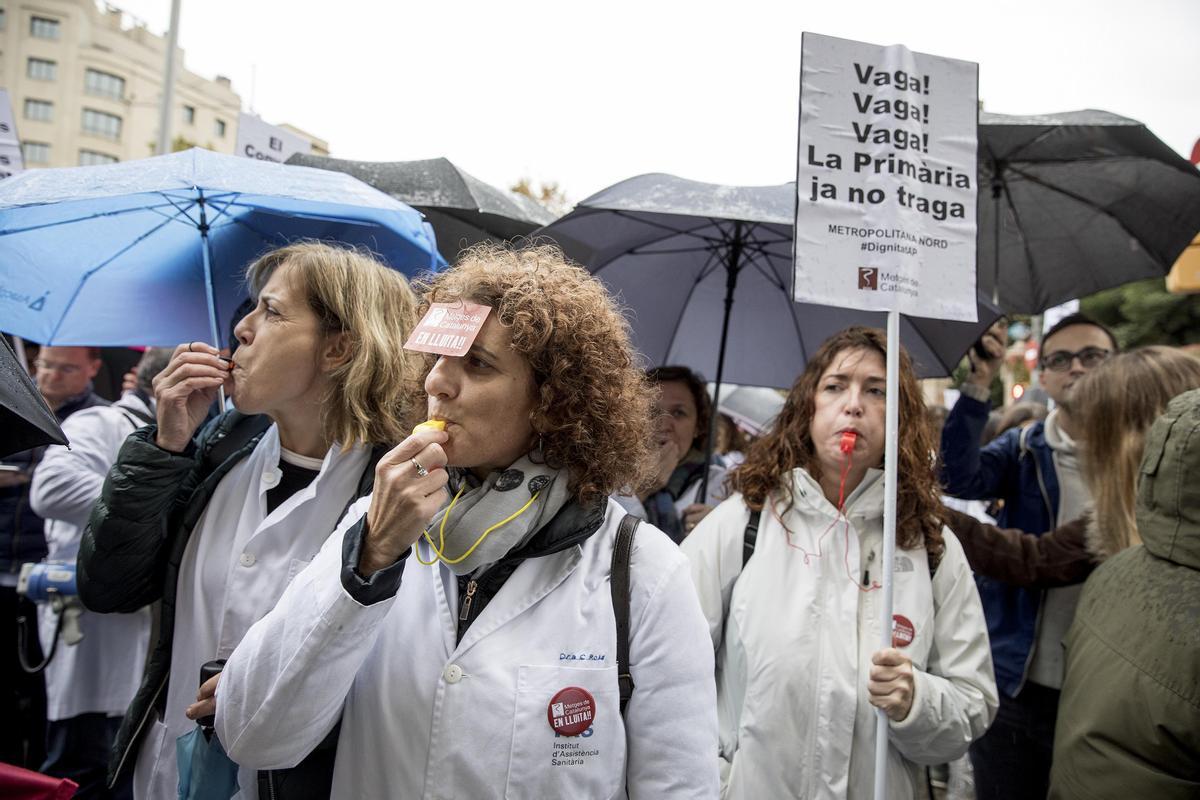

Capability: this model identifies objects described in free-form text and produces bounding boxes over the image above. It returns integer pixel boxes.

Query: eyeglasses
[33,359,83,375]
[1040,347,1111,373]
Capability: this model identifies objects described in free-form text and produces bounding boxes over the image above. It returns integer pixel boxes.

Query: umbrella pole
[698,222,743,504]
[991,175,1002,307]
[197,194,226,409]
[873,309,901,800]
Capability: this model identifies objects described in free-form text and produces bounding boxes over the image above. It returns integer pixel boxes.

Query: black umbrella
[978,110,1200,313]
[287,154,555,260]
[1,336,67,458]
[539,173,1002,500]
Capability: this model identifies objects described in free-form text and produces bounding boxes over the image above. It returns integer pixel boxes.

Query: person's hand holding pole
[152,342,232,453]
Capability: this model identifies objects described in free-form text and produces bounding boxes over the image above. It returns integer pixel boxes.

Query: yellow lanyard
[414,484,543,567]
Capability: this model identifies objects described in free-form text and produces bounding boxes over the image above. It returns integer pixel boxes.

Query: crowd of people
[1,241,1198,800]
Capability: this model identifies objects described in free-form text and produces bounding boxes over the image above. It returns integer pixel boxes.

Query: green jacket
[1051,389,1200,800]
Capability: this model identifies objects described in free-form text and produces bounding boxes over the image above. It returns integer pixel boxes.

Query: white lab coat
[132,426,370,800]
[682,469,997,800]
[30,393,153,722]
[217,496,720,799]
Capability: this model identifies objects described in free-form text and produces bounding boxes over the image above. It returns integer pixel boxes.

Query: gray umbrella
[978,110,1200,313]
[287,154,555,260]
[539,173,1002,499]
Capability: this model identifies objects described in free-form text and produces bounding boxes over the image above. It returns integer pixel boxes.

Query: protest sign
[234,113,310,163]
[794,33,978,322]
[0,89,25,180]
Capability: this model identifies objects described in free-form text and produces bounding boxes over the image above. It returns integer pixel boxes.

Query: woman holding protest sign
[683,326,997,799]
[78,242,423,799]
[213,244,719,798]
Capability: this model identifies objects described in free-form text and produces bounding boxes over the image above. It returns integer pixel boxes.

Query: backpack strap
[201,412,272,475]
[742,509,762,566]
[611,514,639,715]
[118,406,156,429]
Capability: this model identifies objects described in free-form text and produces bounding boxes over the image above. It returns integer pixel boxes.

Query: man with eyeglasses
[1,345,107,772]
[939,313,1117,800]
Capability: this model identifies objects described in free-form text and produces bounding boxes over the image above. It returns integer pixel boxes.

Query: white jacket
[681,469,997,800]
[216,497,720,799]
[29,393,153,721]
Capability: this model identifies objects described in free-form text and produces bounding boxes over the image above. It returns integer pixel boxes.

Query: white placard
[0,88,25,179]
[234,112,310,163]
[794,33,978,322]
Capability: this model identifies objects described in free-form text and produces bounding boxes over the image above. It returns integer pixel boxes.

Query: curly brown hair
[729,326,944,558]
[416,243,657,505]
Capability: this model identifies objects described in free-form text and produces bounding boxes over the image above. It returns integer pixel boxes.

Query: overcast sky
[115,0,1199,204]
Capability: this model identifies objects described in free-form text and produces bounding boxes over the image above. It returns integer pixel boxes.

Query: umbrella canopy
[287,153,555,259]
[540,173,1001,389]
[0,336,66,458]
[978,110,1200,313]
[0,148,442,347]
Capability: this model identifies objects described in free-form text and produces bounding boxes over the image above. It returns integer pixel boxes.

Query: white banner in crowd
[0,88,25,180]
[234,112,310,163]
[793,33,978,323]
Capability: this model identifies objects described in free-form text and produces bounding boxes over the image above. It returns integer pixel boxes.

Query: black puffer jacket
[78,410,272,784]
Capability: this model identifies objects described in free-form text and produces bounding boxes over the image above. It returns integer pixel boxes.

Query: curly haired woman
[213,244,719,798]
[682,326,997,799]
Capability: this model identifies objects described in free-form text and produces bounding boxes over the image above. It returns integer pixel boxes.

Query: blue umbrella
[0,148,443,347]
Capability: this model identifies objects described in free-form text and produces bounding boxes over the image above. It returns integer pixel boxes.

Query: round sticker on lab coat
[892,614,915,648]
[547,686,596,736]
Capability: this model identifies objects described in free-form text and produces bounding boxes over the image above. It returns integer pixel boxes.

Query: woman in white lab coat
[214,244,720,799]
[682,326,997,799]
[77,242,423,799]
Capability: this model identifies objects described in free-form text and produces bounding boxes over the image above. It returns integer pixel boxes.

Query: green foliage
[1081,278,1200,348]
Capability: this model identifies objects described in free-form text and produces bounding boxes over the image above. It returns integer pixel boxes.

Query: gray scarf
[419,452,572,575]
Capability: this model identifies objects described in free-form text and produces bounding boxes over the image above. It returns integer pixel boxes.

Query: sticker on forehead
[404,302,492,357]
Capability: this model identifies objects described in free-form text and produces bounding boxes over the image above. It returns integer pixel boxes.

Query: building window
[82,108,122,140]
[79,150,118,166]
[214,118,226,137]
[23,99,53,122]
[30,16,59,39]
[84,69,125,100]
[27,58,57,81]
[182,105,195,125]
[22,141,50,164]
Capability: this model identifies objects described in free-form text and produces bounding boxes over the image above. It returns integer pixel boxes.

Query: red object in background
[1024,342,1040,369]
[1190,137,1200,165]
[0,763,78,799]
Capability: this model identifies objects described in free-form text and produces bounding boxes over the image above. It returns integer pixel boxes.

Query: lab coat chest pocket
[505,664,624,800]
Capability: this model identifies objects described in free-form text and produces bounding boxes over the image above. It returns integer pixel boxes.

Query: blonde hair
[418,243,657,504]
[246,242,423,447]
[1074,346,1200,559]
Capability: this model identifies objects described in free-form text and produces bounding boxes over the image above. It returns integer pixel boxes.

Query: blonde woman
[78,242,423,800]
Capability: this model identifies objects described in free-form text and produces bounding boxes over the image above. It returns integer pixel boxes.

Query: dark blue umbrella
[0,148,443,347]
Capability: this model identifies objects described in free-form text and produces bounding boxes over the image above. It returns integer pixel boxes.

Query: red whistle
[840,430,858,454]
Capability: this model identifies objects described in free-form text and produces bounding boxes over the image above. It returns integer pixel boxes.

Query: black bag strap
[742,509,762,566]
[611,513,639,715]
[202,412,272,475]
[118,406,156,429]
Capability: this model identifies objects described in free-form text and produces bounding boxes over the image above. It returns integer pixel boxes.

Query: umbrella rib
[661,248,724,365]
[1006,163,1177,270]
[0,201,188,237]
[996,177,1047,308]
[46,215,178,343]
[156,192,203,228]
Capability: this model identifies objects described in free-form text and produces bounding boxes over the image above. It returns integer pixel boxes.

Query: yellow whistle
[412,419,446,435]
